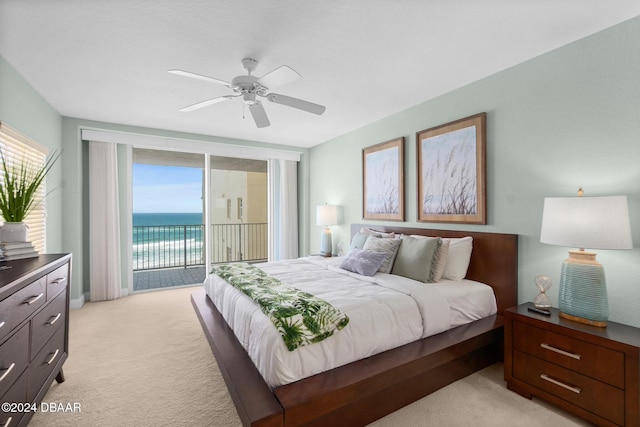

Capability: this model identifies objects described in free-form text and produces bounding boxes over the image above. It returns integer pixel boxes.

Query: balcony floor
[133,266,206,291]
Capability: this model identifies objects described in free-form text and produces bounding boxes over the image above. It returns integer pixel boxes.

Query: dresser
[504,303,640,426]
[0,254,71,427]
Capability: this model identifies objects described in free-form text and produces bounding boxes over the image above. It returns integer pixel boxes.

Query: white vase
[1,222,28,243]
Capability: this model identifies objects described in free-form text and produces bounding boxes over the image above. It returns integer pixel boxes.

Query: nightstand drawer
[514,350,624,425]
[513,321,624,388]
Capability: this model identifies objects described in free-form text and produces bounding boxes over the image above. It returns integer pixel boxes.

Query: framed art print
[362,137,404,221]
[417,113,486,224]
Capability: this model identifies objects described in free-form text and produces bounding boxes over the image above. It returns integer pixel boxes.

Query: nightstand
[504,303,640,426]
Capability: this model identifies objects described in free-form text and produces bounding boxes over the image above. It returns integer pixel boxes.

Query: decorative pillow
[339,248,386,276]
[409,234,450,282]
[362,236,402,273]
[442,236,473,281]
[360,227,396,238]
[391,236,442,282]
[350,232,374,250]
[430,238,450,282]
[350,227,396,250]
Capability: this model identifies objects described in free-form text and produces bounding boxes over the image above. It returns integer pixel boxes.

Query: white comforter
[204,256,496,388]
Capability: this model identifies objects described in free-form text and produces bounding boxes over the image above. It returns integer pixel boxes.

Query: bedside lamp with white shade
[540,190,632,327]
[316,204,340,257]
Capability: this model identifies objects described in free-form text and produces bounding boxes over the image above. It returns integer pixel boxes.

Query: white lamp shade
[316,205,339,226]
[540,196,633,250]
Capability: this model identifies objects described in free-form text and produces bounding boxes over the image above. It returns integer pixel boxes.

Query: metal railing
[132,223,267,271]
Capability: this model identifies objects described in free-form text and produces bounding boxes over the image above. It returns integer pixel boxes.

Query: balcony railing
[133,223,268,271]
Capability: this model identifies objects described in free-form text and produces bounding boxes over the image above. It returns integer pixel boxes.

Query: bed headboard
[351,224,518,313]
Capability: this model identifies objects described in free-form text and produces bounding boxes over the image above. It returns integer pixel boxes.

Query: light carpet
[30,286,590,427]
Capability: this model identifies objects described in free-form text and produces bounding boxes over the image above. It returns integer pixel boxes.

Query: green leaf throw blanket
[211,263,350,351]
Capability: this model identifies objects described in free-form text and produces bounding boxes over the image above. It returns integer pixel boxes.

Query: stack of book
[0,241,38,261]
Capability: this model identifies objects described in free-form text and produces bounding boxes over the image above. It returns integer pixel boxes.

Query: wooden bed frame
[191,225,518,426]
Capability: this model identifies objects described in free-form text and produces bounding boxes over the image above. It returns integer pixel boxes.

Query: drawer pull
[540,374,582,394]
[0,321,5,329]
[51,277,66,285]
[0,362,16,383]
[541,343,581,360]
[47,313,62,325]
[24,293,44,305]
[2,416,12,427]
[46,349,60,365]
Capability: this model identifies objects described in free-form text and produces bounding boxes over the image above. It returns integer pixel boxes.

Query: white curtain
[268,159,298,260]
[89,141,122,301]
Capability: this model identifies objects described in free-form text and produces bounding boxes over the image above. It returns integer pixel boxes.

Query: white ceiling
[1,1,640,148]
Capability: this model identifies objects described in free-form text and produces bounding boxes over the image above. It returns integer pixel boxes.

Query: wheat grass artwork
[417,113,486,224]
[362,137,404,221]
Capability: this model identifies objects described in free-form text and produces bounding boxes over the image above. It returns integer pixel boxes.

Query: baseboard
[70,292,86,310]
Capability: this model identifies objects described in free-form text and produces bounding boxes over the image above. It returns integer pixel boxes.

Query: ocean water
[132,213,204,270]
[133,212,203,227]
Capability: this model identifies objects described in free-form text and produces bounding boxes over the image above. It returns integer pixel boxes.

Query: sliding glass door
[208,155,268,264]
[131,148,205,291]
[129,149,269,292]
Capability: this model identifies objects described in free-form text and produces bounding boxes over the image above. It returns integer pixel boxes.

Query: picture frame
[362,137,405,221]
[416,113,486,224]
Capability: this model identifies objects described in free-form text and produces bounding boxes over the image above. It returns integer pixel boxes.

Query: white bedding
[204,256,496,388]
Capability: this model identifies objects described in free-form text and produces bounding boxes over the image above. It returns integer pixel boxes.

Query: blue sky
[133,164,202,213]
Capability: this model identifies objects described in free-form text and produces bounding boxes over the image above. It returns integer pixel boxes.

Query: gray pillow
[362,236,402,273]
[392,236,442,282]
[339,248,387,276]
[350,232,375,250]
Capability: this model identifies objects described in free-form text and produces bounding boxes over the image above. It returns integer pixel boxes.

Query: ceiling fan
[169,58,326,128]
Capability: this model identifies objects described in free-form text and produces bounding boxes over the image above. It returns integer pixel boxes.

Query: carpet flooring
[29,286,591,426]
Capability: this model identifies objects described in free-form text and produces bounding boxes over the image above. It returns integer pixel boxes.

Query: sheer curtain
[268,159,298,260]
[89,140,122,301]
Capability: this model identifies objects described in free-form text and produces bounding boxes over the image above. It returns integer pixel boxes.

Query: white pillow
[442,236,473,281]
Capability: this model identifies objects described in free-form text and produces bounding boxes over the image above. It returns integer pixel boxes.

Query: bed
[191,224,518,426]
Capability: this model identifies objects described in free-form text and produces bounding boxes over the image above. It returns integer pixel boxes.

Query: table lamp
[540,190,632,327]
[316,204,339,256]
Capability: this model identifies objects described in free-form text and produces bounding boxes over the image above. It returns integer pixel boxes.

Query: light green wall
[309,17,640,327]
[0,55,64,253]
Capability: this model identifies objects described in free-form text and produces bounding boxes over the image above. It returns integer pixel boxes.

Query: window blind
[0,122,49,253]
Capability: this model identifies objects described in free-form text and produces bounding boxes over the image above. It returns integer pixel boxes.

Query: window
[0,122,48,253]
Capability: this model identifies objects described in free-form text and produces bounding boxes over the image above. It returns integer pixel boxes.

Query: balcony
[132,222,267,291]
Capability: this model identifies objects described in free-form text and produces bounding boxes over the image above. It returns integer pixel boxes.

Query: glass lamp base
[558,250,608,327]
[320,228,332,257]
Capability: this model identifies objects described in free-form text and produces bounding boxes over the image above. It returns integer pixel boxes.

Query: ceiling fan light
[242,92,256,105]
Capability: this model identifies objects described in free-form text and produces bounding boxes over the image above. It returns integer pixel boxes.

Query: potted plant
[0,150,60,242]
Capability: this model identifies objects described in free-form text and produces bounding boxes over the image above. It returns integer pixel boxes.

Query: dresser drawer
[0,324,29,399]
[0,297,11,342]
[8,278,46,329]
[46,263,69,301]
[27,324,65,402]
[0,369,27,427]
[513,321,624,388]
[31,290,67,361]
[514,350,624,425]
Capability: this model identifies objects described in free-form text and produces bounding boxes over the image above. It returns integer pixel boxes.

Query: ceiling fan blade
[249,102,270,128]
[258,65,301,90]
[266,93,326,115]
[168,69,231,87]
[179,95,235,112]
